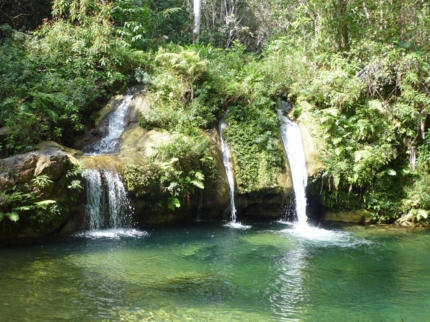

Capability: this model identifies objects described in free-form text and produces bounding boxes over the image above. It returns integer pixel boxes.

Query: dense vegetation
[1,0,430,225]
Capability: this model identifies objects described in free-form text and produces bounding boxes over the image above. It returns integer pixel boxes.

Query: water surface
[1,222,429,321]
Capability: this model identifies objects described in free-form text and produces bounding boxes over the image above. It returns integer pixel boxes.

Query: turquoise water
[1,222,430,321]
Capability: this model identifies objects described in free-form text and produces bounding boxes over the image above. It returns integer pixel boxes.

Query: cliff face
[0,91,330,237]
[116,90,295,224]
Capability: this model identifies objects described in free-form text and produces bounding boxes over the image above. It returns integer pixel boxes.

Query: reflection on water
[1,222,430,321]
[270,245,309,320]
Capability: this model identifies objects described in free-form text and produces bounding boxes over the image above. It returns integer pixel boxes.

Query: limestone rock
[290,100,326,177]
[204,130,230,213]
[119,127,172,164]
[118,126,230,222]
[0,149,70,185]
[0,144,85,238]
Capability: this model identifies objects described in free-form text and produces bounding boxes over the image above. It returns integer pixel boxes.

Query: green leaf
[386,169,396,176]
[35,200,56,209]
[35,200,57,206]
[167,197,180,211]
[13,206,32,211]
[194,172,204,181]
[334,147,342,156]
[8,212,19,222]
[369,100,383,111]
[332,137,342,145]
[190,180,204,189]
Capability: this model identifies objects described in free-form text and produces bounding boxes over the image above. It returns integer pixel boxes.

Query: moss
[224,104,285,194]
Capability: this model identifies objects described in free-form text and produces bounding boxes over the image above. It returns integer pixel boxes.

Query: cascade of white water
[83,94,133,155]
[219,109,237,222]
[83,167,131,230]
[82,93,133,231]
[277,101,309,226]
[104,169,130,228]
[83,169,105,230]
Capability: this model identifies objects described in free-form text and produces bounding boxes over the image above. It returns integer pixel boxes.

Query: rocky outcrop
[118,126,231,224]
[114,90,294,223]
[0,148,73,186]
[0,143,85,238]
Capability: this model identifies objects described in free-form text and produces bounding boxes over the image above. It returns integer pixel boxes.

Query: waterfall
[104,170,130,228]
[219,109,237,222]
[83,169,105,230]
[83,168,131,230]
[277,101,309,227]
[83,94,133,155]
[82,93,133,231]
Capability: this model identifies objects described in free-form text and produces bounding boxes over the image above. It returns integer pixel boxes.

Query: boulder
[0,144,85,238]
[0,149,72,185]
[119,126,172,164]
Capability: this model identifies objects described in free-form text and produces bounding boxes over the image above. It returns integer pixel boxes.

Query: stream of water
[83,94,133,156]
[277,101,309,227]
[219,110,250,229]
[1,222,430,321]
[219,109,237,222]
[82,94,133,231]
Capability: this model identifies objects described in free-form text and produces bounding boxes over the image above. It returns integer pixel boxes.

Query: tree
[193,0,201,43]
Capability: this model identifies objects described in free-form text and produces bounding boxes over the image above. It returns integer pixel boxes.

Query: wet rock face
[236,193,292,218]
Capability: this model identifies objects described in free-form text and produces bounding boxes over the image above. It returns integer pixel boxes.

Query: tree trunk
[193,0,202,43]
[337,0,349,52]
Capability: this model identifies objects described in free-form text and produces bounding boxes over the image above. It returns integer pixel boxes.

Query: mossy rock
[118,127,172,165]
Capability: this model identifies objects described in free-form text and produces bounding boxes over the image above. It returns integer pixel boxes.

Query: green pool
[1,221,430,321]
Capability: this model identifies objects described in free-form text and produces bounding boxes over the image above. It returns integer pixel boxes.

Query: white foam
[224,222,252,230]
[75,229,149,239]
[281,224,372,248]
